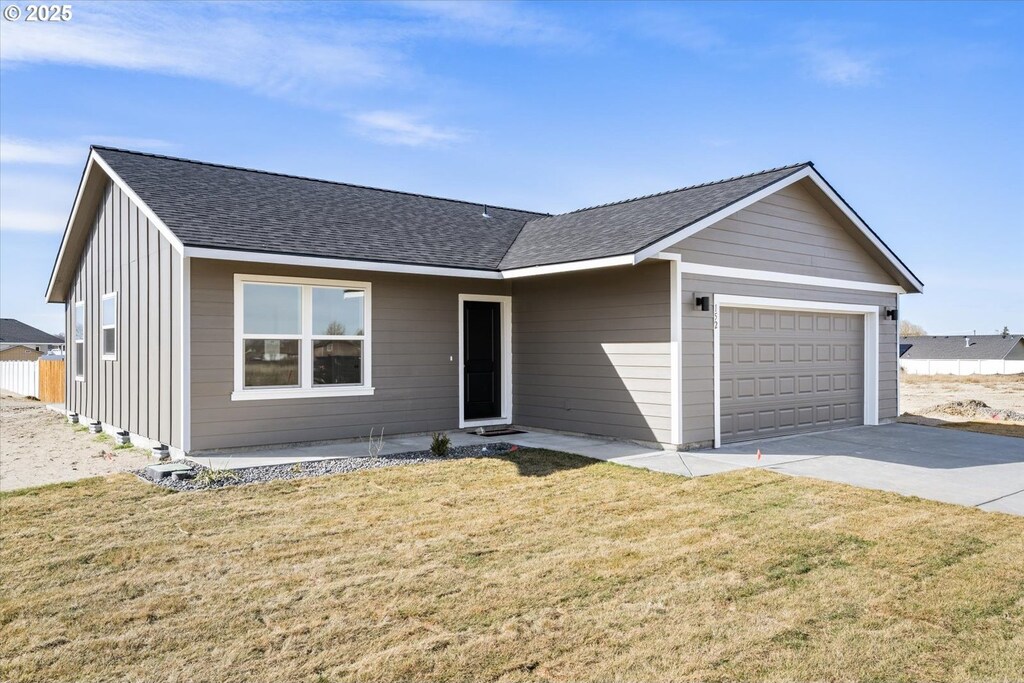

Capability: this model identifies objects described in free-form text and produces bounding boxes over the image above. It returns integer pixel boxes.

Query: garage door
[719,307,864,443]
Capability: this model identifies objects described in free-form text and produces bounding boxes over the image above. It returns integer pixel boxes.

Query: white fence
[900,359,1024,376]
[0,360,40,398]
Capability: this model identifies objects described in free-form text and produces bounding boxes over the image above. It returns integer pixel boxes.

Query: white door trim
[458,294,513,429]
[712,294,880,448]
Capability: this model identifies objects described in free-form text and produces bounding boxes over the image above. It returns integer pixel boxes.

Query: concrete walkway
[192,423,1024,516]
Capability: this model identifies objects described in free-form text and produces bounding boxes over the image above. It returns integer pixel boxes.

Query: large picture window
[233,275,372,400]
[74,300,85,380]
[101,292,117,360]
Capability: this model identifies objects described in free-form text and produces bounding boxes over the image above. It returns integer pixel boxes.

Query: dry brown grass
[2,450,1024,682]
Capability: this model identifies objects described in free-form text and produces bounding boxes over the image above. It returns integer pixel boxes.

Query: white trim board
[664,258,906,294]
[458,294,513,429]
[186,247,503,281]
[500,255,634,279]
[712,294,880,448]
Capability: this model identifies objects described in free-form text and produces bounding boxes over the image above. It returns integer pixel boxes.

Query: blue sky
[1,0,1021,336]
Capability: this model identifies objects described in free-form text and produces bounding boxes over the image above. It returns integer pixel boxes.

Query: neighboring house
[0,346,45,361]
[0,318,64,354]
[900,335,1024,375]
[45,147,923,457]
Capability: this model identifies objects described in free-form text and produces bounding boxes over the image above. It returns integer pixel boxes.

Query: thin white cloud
[0,137,80,165]
[0,170,77,233]
[351,111,466,147]
[803,45,880,86]
[0,2,404,103]
[390,0,586,48]
[0,208,67,233]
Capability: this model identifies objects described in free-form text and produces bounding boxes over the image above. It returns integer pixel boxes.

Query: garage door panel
[720,308,864,443]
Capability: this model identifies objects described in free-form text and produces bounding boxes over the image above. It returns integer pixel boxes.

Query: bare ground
[899,374,1024,438]
[0,392,153,492]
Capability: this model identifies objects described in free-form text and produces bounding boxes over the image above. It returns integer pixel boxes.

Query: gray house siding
[509,262,673,445]
[679,274,898,448]
[666,181,895,285]
[65,180,182,448]
[189,259,509,451]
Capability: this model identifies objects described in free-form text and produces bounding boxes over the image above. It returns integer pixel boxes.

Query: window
[233,275,372,400]
[74,301,85,380]
[101,292,117,360]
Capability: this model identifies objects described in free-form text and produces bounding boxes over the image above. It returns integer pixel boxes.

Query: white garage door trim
[713,294,879,448]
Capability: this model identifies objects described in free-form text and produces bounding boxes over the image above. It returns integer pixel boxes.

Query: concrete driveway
[609,424,1024,515]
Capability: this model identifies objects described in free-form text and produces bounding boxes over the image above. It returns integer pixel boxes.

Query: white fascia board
[90,150,185,254]
[668,259,906,294]
[803,169,924,293]
[184,247,503,280]
[45,153,99,302]
[500,254,635,279]
[633,167,814,263]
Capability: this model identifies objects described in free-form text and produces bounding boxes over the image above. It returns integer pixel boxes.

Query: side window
[74,300,85,379]
[101,292,117,360]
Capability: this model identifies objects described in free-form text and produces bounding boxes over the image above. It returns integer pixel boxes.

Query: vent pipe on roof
[965,337,971,348]
[481,205,491,218]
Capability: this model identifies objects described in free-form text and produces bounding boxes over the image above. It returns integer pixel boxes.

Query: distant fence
[0,360,40,398]
[900,359,1024,376]
[38,359,66,403]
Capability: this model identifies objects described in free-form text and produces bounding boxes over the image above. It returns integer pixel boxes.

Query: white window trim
[458,294,513,429]
[232,273,374,401]
[712,294,880,448]
[74,300,85,381]
[101,292,117,361]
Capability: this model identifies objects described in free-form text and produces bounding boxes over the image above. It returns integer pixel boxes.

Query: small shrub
[430,432,451,457]
[195,468,239,486]
[290,462,302,474]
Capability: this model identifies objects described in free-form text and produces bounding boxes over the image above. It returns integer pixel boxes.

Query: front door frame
[458,294,513,429]
[713,294,880,448]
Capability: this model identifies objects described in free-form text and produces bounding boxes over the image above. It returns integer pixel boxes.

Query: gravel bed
[138,442,515,491]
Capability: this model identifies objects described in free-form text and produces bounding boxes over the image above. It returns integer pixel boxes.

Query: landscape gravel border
[138,442,515,491]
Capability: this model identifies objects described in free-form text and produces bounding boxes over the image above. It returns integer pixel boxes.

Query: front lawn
[2,449,1022,682]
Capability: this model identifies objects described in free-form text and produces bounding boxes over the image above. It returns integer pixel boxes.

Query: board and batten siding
[510,262,673,445]
[666,180,896,285]
[189,259,509,451]
[64,180,182,448]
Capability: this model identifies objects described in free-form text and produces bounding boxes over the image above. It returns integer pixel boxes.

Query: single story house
[900,335,1024,375]
[0,318,64,356]
[46,147,922,457]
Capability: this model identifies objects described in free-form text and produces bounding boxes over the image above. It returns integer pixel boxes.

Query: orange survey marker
[756,449,762,461]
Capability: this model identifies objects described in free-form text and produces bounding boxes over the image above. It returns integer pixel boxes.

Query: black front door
[463,300,501,421]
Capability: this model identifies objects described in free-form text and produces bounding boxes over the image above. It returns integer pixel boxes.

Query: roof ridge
[91,145,551,217]
[551,162,813,217]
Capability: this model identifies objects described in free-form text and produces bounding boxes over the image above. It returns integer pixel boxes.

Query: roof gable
[500,164,808,270]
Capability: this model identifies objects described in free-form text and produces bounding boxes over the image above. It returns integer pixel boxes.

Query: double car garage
[710,297,880,446]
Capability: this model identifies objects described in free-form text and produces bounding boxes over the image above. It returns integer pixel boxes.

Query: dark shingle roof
[95,147,546,271]
[899,335,1024,360]
[0,319,63,344]
[93,148,816,272]
[500,163,811,269]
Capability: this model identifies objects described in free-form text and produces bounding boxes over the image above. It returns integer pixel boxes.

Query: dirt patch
[899,374,1024,438]
[0,392,153,491]
[924,399,1024,422]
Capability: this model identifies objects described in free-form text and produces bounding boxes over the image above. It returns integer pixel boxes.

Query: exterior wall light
[695,295,710,312]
